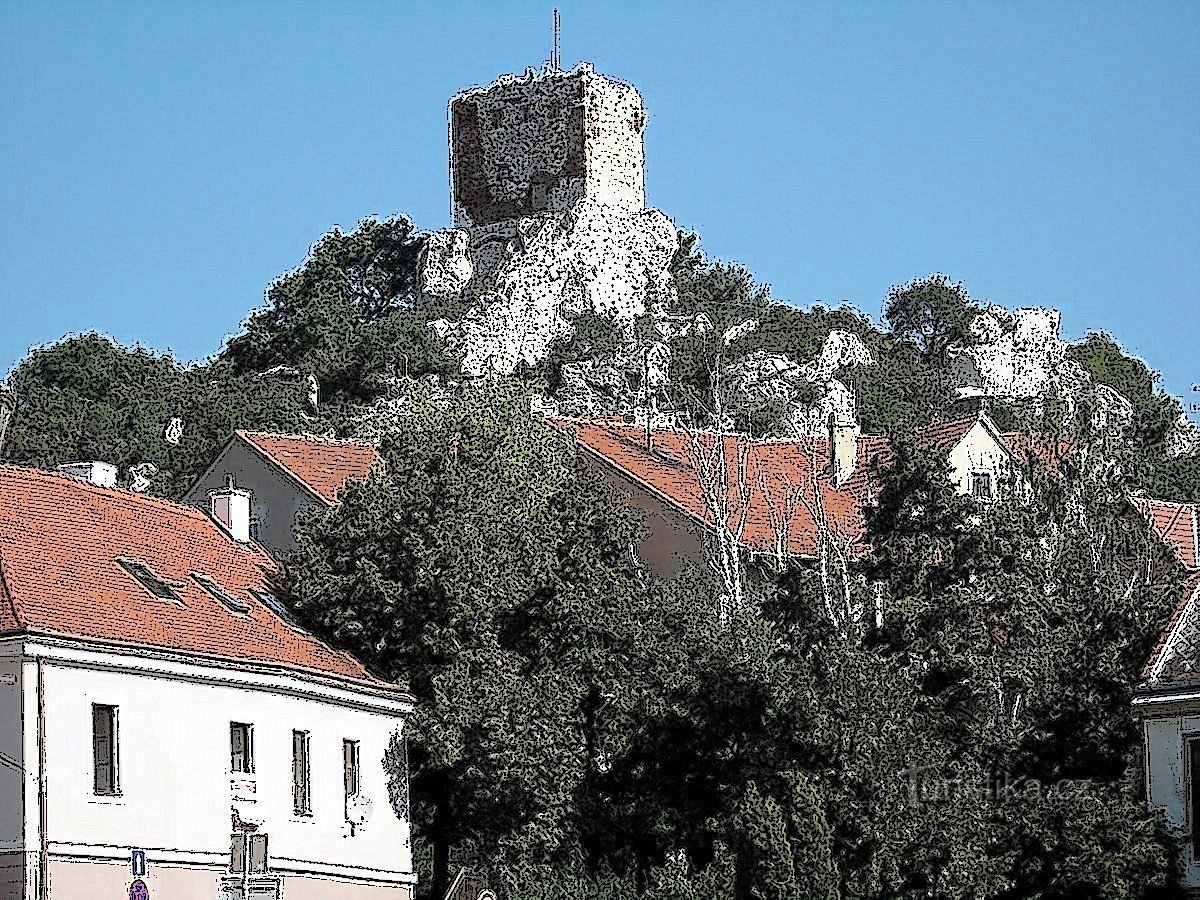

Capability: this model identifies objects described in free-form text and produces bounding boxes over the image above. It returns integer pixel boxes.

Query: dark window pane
[196,574,250,614]
[248,833,268,873]
[229,834,246,874]
[231,723,253,774]
[292,730,310,815]
[253,589,306,632]
[1191,740,1200,858]
[343,740,359,799]
[118,559,179,602]
[92,705,118,795]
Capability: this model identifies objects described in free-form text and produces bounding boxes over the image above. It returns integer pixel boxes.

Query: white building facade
[0,463,416,900]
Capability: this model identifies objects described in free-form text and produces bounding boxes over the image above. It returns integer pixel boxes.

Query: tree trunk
[733,846,756,900]
[429,793,452,900]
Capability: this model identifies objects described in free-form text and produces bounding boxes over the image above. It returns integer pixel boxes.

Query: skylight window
[193,573,250,614]
[251,589,307,632]
[117,560,180,602]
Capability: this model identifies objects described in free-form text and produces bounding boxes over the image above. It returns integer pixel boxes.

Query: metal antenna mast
[551,8,561,71]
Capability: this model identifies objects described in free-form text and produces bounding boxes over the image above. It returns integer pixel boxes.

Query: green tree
[861,432,1184,897]
[223,215,452,406]
[882,274,978,363]
[280,381,697,899]
[1,333,313,496]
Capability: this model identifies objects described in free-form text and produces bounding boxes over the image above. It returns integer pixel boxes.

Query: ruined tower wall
[582,75,645,212]
[449,66,646,228]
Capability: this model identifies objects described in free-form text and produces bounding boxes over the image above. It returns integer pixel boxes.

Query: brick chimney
[827,415,858,488]
[210,475,252,543]
[57,461,119,488]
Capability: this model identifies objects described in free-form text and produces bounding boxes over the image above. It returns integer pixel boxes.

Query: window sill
[291,811,315,824]
[88,793,124,805]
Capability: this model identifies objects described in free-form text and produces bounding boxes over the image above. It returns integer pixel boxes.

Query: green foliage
[223,215,452,405]
[2,333,311,495]
[860,438,1183,896]
[882,273,979,362]
[281,381,702,899]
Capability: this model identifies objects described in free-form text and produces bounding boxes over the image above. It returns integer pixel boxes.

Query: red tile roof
[0,464,396,691]
[1143,573,1200,684]
[552,415,1041,560]
[555,420,899,558]
[1132,497,1200,570]
[1000,431,1073,467]
[237,431,379,505]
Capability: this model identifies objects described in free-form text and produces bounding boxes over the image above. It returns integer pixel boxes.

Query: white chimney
[826,416,858,489]
[210,475,252,543]
[57,461,119,489]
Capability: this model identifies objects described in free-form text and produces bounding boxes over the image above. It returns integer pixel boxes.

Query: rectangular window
[230,833,268,874]
[248,833,268,873]
[195,573,250,614]
[229,833,246,874]
[1191,739,1200,858]
[230,723,254,774]
[92,704,119,795]
[292,730,311,815]
[971,472,993,499]
[117,559,180,602]
[343,739,360,802]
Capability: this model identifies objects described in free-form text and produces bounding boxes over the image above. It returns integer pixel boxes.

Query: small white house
[1135,498,1200,889]
[0,462,416,900]
[185,431,378,559]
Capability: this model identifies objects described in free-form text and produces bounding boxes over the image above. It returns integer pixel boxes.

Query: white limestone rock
[420,230,473,298]
[421,200,678,377]
[720,331,875,436]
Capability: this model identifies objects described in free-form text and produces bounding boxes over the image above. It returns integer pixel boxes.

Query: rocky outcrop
[424,201,678,377]
[720,331,875,436]
[949,306,1138,433]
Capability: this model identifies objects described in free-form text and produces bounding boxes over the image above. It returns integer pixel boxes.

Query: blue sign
[131,850,146,877]
[129,878,149,900]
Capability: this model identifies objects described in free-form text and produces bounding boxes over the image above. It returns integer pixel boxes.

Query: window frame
[230,722,255,775]
[970,471,994,500]
[292,729,312,816]
[1189,737,1200,859]
[117,558,181,603]
[194,573,250,615]
[343,738,361,807]
[91,703,120,796]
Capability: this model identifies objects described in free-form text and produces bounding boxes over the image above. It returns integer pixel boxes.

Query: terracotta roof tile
[553,420,895,558]
[1144,572,1200,684]
[0,464,392,690]
[1132,496,1199,570]
[237,431,378,505]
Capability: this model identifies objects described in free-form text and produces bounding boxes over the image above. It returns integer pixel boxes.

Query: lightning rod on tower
[552,8,561,72]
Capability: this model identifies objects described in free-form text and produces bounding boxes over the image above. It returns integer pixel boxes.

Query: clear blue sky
[3,1,1197,412]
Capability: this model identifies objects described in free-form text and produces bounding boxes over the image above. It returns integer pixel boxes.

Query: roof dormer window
[193,573,250,615]
[252,588,307,633]
[117,559,180,602]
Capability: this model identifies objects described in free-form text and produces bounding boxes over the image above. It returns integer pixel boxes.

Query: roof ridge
[556,418,888,445]
[237,429,377,448]
[0,463,212,520]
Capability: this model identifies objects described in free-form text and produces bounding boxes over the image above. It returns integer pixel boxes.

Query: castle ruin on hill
[420,63,678,377]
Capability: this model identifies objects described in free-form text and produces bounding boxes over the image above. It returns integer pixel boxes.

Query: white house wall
[0,641,26,898]
[10,640,414,900]
[185,440,319,558]
[947,421,1012,495]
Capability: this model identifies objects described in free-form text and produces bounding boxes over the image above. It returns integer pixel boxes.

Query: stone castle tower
[422,62,678,377]
[449,64,647,227]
